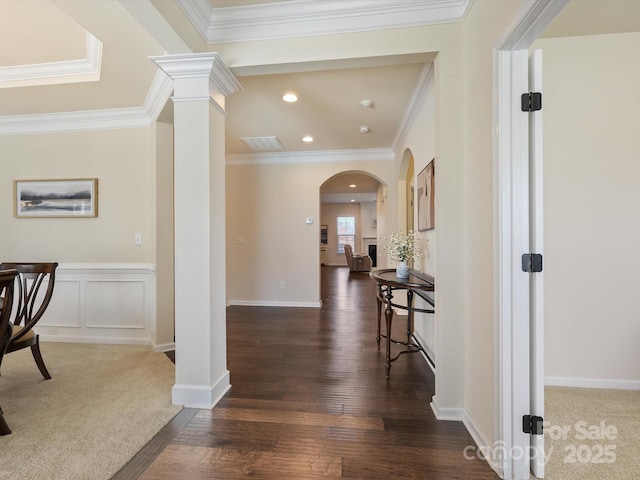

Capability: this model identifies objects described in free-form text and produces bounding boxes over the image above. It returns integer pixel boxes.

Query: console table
[370,268,435,378]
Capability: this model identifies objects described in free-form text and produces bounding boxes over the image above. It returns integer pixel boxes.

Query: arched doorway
[319,171,385,271]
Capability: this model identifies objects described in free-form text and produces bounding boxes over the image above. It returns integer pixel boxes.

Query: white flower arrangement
[381,230,424,263]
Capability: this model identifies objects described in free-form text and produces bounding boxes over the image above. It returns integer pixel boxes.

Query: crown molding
[0,67,174,135]
[144,69,174,122]
[177,0,472,44]
[0,108,150,135]
[175,0,212,43]
[392,62,435,152]
[226,148,394,166]
[496,0,570,50]
[0,32,102,89]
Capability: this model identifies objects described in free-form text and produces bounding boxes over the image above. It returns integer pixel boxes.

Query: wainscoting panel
[37,263,156,345]
[86,280,146,329]
[43,279,82,328]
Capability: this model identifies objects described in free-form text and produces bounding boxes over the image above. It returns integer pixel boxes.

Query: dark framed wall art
[417,159,435,231]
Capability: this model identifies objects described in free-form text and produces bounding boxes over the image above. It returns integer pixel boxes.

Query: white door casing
[493,1,569,479]
[528,48,545,478]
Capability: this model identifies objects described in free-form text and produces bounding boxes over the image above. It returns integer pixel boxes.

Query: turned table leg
[384,287,394,378]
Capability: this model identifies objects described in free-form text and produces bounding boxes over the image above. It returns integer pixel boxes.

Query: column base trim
[172,370,231,409]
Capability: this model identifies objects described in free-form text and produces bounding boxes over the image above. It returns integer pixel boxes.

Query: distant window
[337,216,355,254]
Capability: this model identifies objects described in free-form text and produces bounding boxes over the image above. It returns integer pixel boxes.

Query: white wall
[535,32,640,388]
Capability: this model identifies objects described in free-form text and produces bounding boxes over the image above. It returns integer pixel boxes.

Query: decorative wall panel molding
[37,263,156,346]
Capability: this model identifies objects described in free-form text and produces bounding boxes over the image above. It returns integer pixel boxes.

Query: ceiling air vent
[241,136,284,151]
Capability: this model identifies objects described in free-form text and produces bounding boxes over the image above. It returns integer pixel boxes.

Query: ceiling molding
[226,148,395,165]
[178,0,473,44]
[496,0,570,50]
[392,62,435,153]
[0,32,102,89]
[0,68,174,135]
[175,0,212,43]
[144,69,174,123]
[0,108,150,135]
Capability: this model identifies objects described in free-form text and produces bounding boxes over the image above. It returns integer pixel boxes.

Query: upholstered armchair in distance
[344,244,372,273]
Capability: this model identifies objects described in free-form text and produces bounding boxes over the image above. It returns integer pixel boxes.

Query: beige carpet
[544,386,640,480]
[0,342,182,480]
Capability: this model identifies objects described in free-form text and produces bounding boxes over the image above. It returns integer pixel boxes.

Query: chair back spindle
[0,268,18,435]
[0,262,58,381]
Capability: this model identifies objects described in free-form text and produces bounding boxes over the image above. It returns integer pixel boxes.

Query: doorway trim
[493,1,569,478]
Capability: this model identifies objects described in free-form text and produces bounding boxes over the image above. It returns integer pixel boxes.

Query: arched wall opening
[319,170,387,272]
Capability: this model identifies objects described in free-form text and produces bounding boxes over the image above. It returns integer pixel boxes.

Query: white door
[528,48,545,479]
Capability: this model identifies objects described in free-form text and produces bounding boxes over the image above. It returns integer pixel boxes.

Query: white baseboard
[412,332,435,372]
[227,300,321,308]
[152,341,176,353]
[462,409,505,479]
[545,376,640,390]
[40,336,150,346]
[430,399,505,479]
[430,395,464,421]
[172,370,231,408]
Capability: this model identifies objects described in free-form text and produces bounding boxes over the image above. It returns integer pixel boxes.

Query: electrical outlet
[280,281,285,289]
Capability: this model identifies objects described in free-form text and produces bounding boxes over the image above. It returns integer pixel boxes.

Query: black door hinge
[521,92,542,112]
[522,253,543,273]
[523,415,544,435]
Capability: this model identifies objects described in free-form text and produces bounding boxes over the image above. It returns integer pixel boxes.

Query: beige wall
[535,32,640,385]
[225,159,394,306]
[0,128,156,263]
[155,121,175,348]
[398,70,436,363]
[460,0,523,445]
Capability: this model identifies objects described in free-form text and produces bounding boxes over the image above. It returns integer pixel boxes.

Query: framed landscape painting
[417,159,435,231]
[14,178,98,218]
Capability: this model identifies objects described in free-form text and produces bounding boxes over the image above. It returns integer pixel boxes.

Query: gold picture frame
[14,178,98,218]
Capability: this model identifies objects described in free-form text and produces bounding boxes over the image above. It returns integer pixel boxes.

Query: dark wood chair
[0,262,58,380]
[0,268,18,435]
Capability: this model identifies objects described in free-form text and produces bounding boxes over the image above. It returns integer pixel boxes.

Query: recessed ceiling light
[302,136,314,142]
[359,126,370,133]
[350,199,356,202]
[349,184,357,188]
[282,93,298,102]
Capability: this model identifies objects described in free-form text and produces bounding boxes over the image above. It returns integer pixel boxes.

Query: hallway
[115,266,498,479]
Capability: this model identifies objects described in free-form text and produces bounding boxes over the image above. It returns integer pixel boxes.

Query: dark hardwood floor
[113,266,498,479]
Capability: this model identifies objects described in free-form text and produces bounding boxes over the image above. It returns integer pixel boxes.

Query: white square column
[151,53,242,408]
